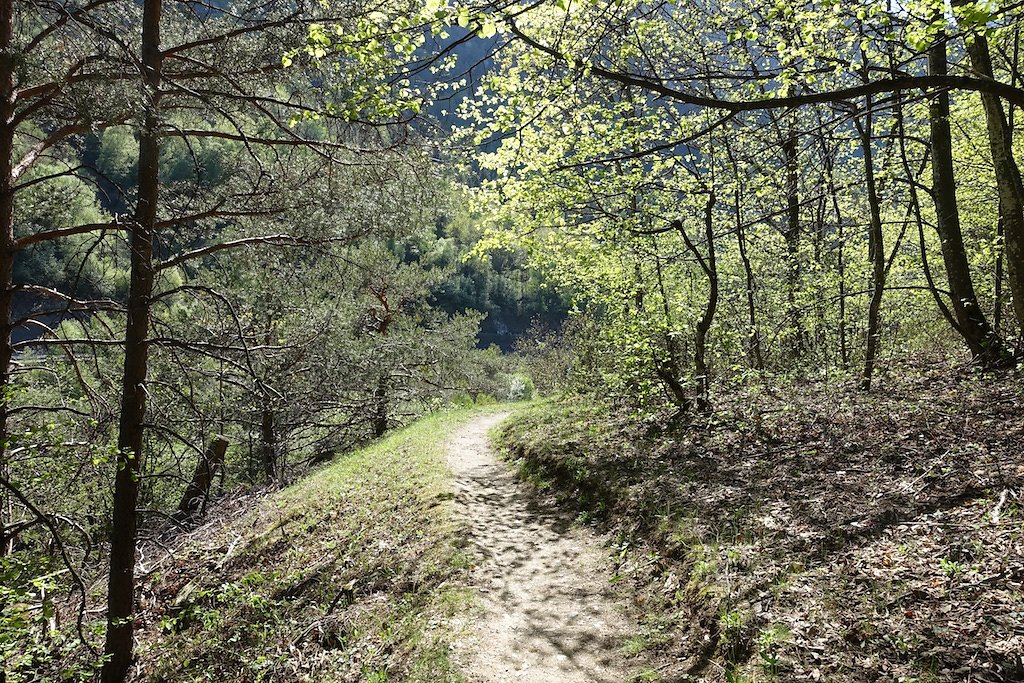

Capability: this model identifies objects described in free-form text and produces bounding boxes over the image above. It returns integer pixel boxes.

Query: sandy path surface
[446,412,641,683]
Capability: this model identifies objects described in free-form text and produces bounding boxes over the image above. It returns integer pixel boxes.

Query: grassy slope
[132,408,496,683]
[495,380,1024,683]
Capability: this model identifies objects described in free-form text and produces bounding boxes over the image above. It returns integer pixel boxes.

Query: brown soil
[445,412,644,683]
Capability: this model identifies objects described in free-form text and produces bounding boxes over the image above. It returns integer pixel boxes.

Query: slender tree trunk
[176,436,229,517]
[927,28,1008,365]
[735,188,763,370]
[782,133,805,358]
[837,217,849,370]
[260,314,277,482]
[996,211,1005,335]
[652,254,690,414]
[826,165,850,370]
[102,0,162,679]
[895,93,960,335]
[372,375,388,437]
[999,27,1022,336]
[260,406,276,481]
[692,193,718,410]
[812,185,827,348]
[860,96,886,390]
[963,18,1024,336]
[0,0,15,556]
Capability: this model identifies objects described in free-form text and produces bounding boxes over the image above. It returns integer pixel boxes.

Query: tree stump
[177,435,229,517]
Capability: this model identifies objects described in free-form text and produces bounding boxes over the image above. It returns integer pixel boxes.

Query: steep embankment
[132,410,485,682]
[496,382,1024,683]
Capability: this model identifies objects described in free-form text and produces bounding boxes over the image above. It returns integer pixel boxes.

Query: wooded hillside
[3,0,1024,681]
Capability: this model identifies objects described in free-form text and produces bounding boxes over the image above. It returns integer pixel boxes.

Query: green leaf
[478,17,497,39]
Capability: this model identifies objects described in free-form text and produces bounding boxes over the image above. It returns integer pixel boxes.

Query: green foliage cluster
[397,197,567,351]
[1,554,100,683]
[444,0,1024,413]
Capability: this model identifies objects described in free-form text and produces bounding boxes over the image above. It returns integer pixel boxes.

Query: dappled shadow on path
[446,413,639,683]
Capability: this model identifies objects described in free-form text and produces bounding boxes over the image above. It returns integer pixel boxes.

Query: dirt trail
[446,412,642,683]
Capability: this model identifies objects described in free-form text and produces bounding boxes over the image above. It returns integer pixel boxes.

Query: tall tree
[99,0,431,674]
[858,93,886,389]
[102,0,162,674]
[962,24,1024,334]
[926,22,1008,365]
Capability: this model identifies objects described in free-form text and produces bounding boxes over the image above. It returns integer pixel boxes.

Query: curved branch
[506,20,1024,111]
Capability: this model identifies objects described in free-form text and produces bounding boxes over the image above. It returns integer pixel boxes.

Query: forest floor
[496,370,1024,683]
[445,412,650,683]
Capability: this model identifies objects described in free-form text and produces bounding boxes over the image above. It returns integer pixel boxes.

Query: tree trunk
[372,376,388,437]
[260,406,276,481]
[825,151,850,371]
[964,33,1024,336]
[735,188,763,370]
[0,0,15,557]
[650,251,691,413]
[692,193,718,410]
[996,209,1005,335]
[927,28,1008,365]
[176,436,229,517]
[782,133,806,358]
[102,0,162,679]
[812,185,828,348]
[860,96,886,390]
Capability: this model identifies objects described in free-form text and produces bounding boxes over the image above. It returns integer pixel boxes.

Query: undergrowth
[128,408,494,682]
[496,376,1024,683]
